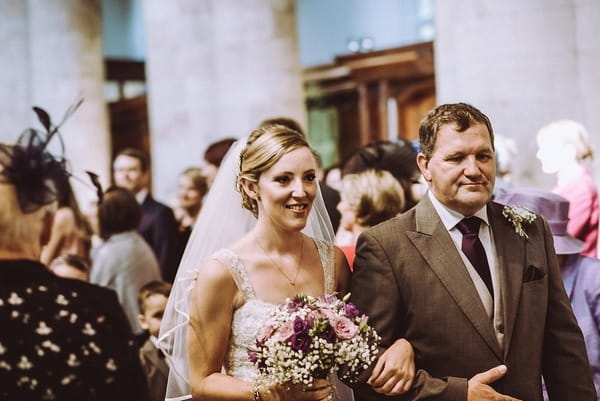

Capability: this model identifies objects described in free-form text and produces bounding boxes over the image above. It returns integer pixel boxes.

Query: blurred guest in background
[201,138,236,188]
[342,140,426,210]
[496,188,600,399]
[258,116,304,134]
[493,134,517,195]
[315,156,341,232]
[40,180,92,266]
[336,169,406,267]
[49,253,90,281]
[173,167,208,250]
[324,164,343,192]
[0,108,149,400]
[537,120,599,257]
[113,148,179,282]
[90,186,161,335]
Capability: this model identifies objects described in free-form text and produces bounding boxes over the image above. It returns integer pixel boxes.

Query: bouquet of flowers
[248,293,380,386]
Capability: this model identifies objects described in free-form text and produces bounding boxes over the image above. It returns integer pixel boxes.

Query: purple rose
[290,333,312,352]
[342,302,360,319]
[293,316,309,334]
[319,325,337,343]
[247,349,258,364]
[288,296,306,311]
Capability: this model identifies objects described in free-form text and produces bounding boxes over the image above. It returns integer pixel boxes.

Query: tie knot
[456,216,481,235]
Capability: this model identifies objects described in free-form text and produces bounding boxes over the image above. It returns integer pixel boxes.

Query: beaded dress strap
[212,248,256,300]
[315,239,336,294]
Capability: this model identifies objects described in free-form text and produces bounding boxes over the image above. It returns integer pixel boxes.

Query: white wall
[435,0,600,189]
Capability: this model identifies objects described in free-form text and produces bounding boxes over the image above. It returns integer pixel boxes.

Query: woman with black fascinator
[0,106,149,401]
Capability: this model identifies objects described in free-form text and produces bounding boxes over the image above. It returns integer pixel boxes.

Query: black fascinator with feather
[0,100,82,213]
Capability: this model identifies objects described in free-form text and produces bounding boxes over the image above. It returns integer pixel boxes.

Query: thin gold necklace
[255,236,304,288]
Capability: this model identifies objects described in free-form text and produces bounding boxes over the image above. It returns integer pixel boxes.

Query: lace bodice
[212,239,335,382]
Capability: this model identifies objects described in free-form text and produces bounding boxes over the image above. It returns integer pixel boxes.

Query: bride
[159,125,414,401]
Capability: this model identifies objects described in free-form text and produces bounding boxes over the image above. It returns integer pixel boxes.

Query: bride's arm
[333,246,351,295]
[188,259,333,401]
[188,259,252,401]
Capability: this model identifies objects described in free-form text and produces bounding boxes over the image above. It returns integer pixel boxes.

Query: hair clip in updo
[0,100,82,213]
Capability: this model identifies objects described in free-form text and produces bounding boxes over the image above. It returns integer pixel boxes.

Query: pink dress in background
[554,168,599,257]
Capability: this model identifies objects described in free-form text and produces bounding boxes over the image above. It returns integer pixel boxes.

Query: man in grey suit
[351,103,595,401]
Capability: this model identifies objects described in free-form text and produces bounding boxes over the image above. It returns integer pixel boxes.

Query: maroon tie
[456,217,494,298]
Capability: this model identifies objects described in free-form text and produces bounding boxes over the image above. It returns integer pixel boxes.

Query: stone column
[28,0,110,207]
[575,0,600,159]
[0,1,30,141]
[143,0,305,201]
[142,0,217,204]
[435,0,600,187]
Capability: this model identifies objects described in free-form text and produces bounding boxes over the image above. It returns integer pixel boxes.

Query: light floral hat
[495,188,585,255]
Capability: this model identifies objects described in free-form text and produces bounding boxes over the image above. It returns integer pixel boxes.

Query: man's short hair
[115,148,150,172]
[203,138,237,168]
[138,280,172,313]
[419,103,494,159]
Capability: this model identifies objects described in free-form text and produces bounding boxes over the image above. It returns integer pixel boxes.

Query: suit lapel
[488,203,525,359]
[407,197,503,359]
[142,340,169,378]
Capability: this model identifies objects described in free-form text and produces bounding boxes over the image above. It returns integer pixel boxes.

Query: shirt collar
[135,188,148,204]
[428,190,489,231]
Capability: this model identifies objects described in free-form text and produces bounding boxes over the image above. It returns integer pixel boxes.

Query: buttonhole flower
[502,205,536,238]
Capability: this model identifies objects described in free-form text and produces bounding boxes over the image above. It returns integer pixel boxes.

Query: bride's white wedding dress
[213,238,335,381]
[212,239,353,401]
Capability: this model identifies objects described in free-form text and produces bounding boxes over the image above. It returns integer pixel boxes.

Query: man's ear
[416,152,432,182]
[141,169,151,187]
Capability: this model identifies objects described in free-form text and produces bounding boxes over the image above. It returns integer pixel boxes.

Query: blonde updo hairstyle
[237,124,314,218]
[341,169,406,227]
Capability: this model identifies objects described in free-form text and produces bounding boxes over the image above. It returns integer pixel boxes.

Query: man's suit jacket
[139,195,179,282]
[351,195,595,401]
[139,338,169,401]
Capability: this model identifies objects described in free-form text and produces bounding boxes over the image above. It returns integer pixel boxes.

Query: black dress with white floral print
[0,260,149,401]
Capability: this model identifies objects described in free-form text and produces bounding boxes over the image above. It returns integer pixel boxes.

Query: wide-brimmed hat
[495,188,585,255]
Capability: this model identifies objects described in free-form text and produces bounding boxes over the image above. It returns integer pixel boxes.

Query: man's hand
[367,338,415,396]
[467,365,521,401]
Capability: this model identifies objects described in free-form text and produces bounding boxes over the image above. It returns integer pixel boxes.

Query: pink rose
[309,309,327,322]
[333,316,358,340]
[274,320,294,341]
[257,324,275,344]
[321,308,338,324]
